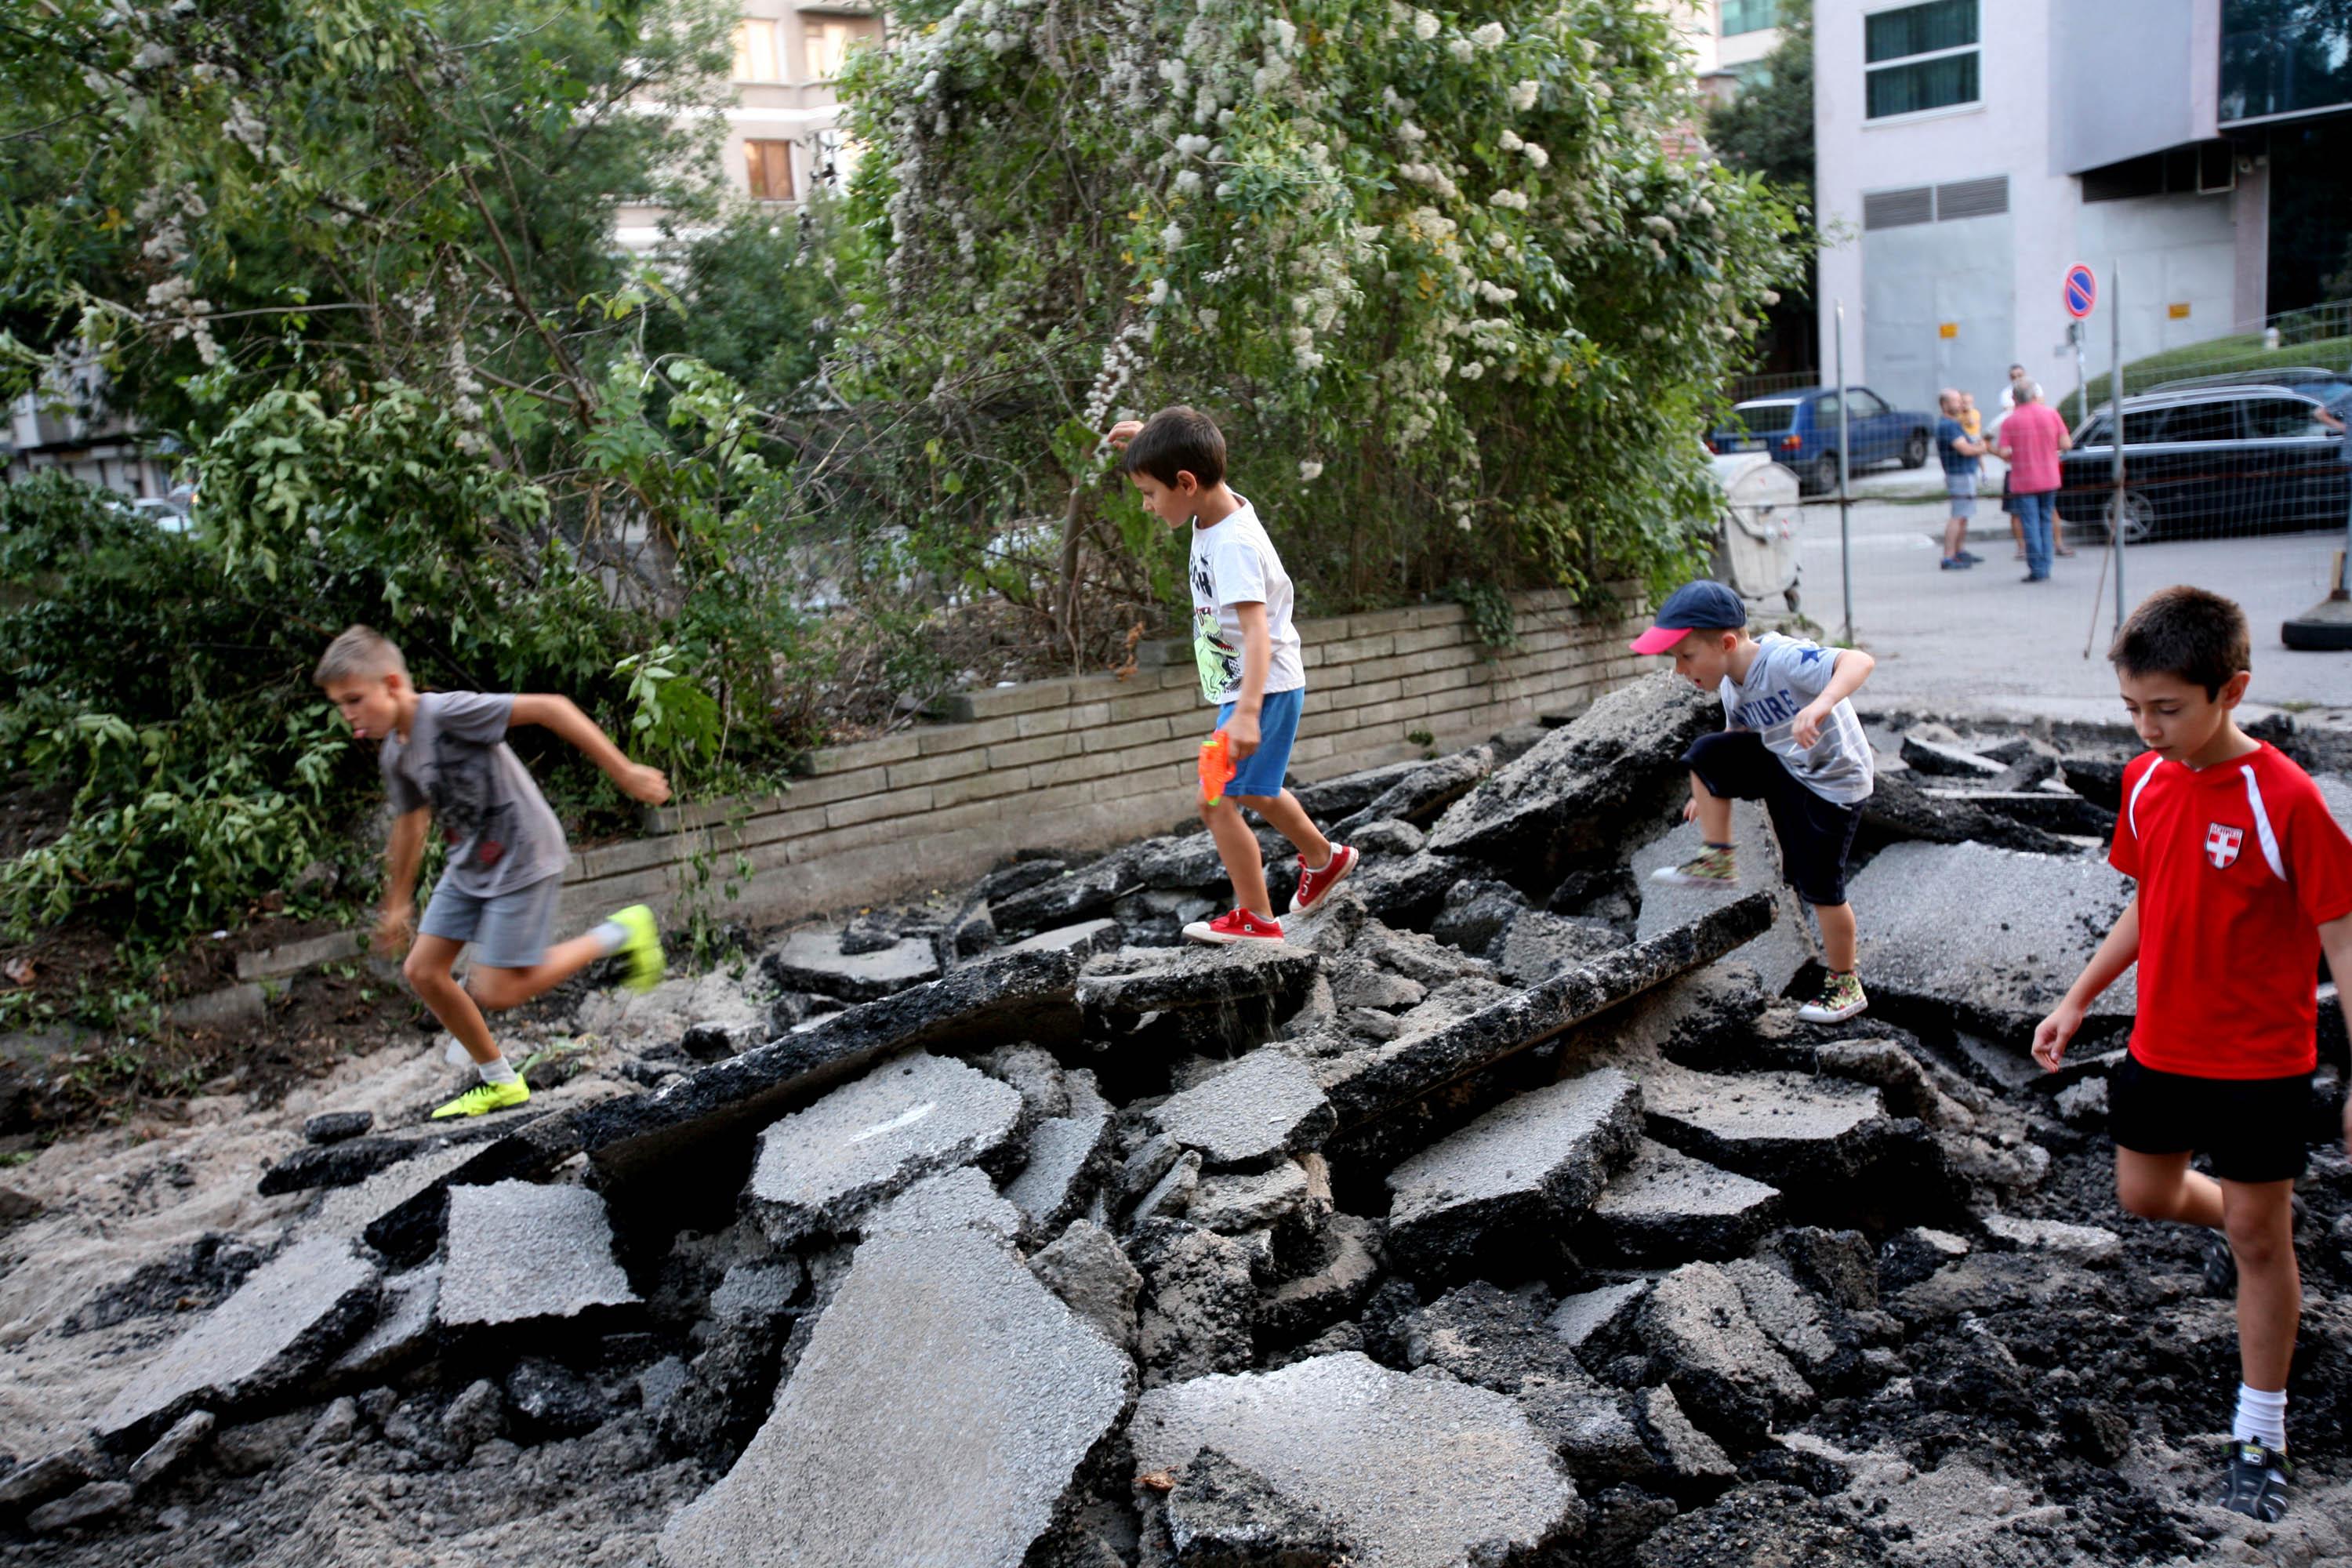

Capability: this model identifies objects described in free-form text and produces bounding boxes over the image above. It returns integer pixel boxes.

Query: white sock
[477,1054,520,1087]
[2232,1383,2287,1452]
[590,920,630,955]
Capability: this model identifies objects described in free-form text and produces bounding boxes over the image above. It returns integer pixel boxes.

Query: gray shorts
[1946,477,1978,518]
[417,873,563,969]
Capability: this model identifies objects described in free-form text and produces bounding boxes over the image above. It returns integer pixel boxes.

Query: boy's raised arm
[1793,648,1875,749]
[509,694,671,805]
[2032,892,2143,1070]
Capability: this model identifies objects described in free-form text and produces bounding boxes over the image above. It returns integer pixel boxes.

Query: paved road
[1775,495,2352,724]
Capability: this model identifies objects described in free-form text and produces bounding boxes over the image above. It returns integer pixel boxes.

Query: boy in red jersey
[2033,586,2352,1523]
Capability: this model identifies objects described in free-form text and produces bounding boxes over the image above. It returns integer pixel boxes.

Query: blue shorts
[417,873,564,969]
[1212,687,1305,800]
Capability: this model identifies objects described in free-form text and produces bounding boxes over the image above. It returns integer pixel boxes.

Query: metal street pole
[1835,300,1853,644]
[2110,259,2125,633]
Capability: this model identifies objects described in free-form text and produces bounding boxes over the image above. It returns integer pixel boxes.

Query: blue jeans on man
[2013,489,2056,580]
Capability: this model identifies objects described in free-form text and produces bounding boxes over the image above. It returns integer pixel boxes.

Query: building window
[746,139,795,201]
[805,20,861,82]
[733,19,783,82]
[2220,4,2352,124]
[1864,0,1980,120]
[1721,0,1777,36]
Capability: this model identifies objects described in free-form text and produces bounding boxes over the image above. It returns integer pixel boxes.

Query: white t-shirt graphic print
[1715,633,1875,804]
[1187,498,1306,706]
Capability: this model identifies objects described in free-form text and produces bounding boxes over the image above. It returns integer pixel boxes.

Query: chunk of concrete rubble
[1156,1446,1356,1566]
[1132,1221,1259,1385]
[985,1040,1070,1120]
[745,1051,1024,1247]
[1080,942,1320,1025]
[1636,1261,1815,1447]
[1130,1352,1582,1566]
[990,840,1154,936]
[658,1225,1134,1568]
[1290,757,1428,822]
[1632,1385,1736,1491]
[1887,1252,2114,1327]
[437,1181,638,1328]
[1334,745,1494,835]
[1486,909,1631,987]
[1632,1481,1889,1566]
[1801,1038,1976,1130]
[1189,1162,1313,1236]
[1899,733,2007,779]
[1632,804,1816,994]
[1583,1138,1783,1262]
[1402,1282,1592,1392]
[1848,841,2136,1036]
[1548,1282,1650,1363]
[761,928,940,1003]
[1429,878,1530,953]
[260,1112,524,1196]
[1029,1218,1142,1352]
[26,1482,133,1534]
[1879,1226,1971,1291]
[1149,1048,1335,1171]
[1005,1072,1114,1233]
[1927,787,2113,837]
[1982,1213,2122,1265]
[1384,1068,1642,1276]
[303,1110,373,1145]
[1323,894,1773,1130]
[97,1236,380,1445]
[1427,673,1719,880]
[1259,1213,1384,1341]
[125,1410,212,1490]
[1860,771,2076,856]
[1346,850,1479,927]
[863,1164,1025,1243]
[1006,917,1125,957]
[573,942,1086,1195]
[1129,1149,1202,1229]
[1641,1065,1887,1189]
[0,1450,97,1514]
[1348,818,1426,856]
[330,1261,442,1378]
[355,1116,583,1267]
[2054,1076,2108,1127]
[1721,1258,1860,1387]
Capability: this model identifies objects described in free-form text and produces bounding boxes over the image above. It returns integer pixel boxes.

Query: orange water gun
[1199,728,1237,807]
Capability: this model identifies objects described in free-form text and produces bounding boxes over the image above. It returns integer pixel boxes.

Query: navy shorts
[417,873,564,969]
[1682,730,1864,908]
[2108,1054,2313,1185]
[1212,686,1304,799]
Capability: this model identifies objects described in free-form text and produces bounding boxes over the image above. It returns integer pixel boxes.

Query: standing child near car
[1105,407,1358,943]
[315,626,673,1118]
[1633,580,1879,1023]
[2033,587,2352,1523]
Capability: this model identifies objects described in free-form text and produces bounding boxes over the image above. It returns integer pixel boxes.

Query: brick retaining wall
[553,587,1648,932]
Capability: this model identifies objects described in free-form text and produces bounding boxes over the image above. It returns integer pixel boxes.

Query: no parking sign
[2064,263,2097,318]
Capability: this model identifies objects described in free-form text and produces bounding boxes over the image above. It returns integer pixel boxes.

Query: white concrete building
[1813,0,2347,416]
[1674,0,1785,103]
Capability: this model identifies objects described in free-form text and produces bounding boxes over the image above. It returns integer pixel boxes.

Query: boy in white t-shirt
[1107,407,1358,943]
[1630,579,1879,1022]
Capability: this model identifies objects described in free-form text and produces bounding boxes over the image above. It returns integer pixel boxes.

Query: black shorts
[2108,1054,2313,1184]
[1681,730,1864,908]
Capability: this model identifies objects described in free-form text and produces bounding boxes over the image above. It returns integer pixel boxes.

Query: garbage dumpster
[1708,451,1802,612]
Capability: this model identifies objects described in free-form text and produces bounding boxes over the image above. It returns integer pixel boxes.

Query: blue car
[1707,385,1936,495]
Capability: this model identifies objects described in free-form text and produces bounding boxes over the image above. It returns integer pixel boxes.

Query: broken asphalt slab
[1148,1047,1334,1171]
[435,1181,640,1329]
[744,1050,1025,1247]
[657,1225,1133,1568]
[96,1236,380,1447]
[567,943,1086,1196]
[1581,1137,1784,1263]
[761,928,940,1003]
[1640,1065,1889,1192]
[1322,892,1774,1131]
[1128,1351,1581,1567]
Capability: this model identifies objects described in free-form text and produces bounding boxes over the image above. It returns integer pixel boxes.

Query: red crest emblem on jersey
[2205,822,2243,869]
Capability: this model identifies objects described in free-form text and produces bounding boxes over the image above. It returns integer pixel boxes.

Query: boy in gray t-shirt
[315,626,673,1119]
[1628,581,1880,1024]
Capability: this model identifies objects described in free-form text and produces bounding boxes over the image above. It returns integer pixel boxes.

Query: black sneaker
[2202,1233,2237,1298]
[2219,1440,2290,1522]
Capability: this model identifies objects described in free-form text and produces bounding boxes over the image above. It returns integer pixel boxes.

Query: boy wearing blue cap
[1630,582,1878,1022]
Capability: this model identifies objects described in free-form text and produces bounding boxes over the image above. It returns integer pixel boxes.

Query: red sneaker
[1287,844,1359,916]
[1182,908,1286,946]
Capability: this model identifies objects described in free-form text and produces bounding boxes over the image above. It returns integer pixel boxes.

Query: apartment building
[1675,0,1785,103]
[1814,0,2352,413]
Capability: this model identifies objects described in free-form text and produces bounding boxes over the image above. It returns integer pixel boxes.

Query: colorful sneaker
[1650,846,1737,887]
[430,1079,531,1120]
[1182,908,1286,946]
[1288,844,1359,916]
[1797,970,1869,1024]
[608,905,666,993]
[2220,1440,2291,1522]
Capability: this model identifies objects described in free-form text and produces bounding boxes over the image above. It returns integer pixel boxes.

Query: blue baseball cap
[1628,579,1745,655]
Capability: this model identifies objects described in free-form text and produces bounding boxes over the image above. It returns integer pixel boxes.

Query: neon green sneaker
[431,1079,531,1119]
[608,905,666,993]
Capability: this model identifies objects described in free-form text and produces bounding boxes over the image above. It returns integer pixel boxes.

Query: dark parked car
[2056,384,2350,543]
[1706,386,1936,495]
[2142,365,2352,413]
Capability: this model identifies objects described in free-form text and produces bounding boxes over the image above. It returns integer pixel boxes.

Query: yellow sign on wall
[1938,322,1958,339]
[2169,302,2192,320]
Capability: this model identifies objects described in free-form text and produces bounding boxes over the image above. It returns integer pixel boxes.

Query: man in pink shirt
[1996,379,2073,583]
